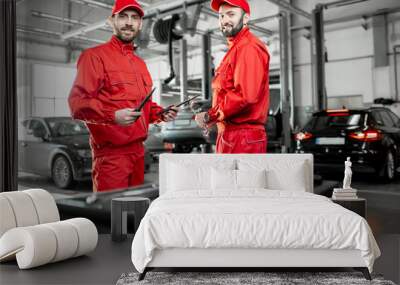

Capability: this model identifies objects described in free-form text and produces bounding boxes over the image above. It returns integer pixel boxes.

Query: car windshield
[46,118,89,136]
[305,113,364,131]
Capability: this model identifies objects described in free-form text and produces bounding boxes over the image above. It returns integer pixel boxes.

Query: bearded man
[195,0,270,153]
[69,0,178,192]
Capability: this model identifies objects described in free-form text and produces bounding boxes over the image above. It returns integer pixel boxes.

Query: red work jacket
[208,27,270,132]
[69,36,163,158]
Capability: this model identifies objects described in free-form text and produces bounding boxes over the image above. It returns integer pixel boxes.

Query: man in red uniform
[69,0,178,192]
[195,0,270,153]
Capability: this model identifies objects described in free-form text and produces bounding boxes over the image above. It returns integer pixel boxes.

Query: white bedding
[131,190,380,273]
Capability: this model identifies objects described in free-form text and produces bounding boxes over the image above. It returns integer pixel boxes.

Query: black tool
[131,88,156,122]
[157,94,201,115]
[135,88,156,112]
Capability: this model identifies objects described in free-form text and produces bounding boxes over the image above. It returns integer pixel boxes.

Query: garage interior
[1,0,400,284]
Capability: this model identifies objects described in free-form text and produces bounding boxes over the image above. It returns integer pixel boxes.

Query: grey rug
[116,272,396,285]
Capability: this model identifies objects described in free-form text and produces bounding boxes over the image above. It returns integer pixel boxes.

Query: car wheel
[173,144,193,153]
[52,155,75,189]
[378,150,396,182]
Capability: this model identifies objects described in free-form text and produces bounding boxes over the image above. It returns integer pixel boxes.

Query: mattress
[131,190,380,273]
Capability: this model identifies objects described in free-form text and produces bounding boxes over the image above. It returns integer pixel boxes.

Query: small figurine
[343,157,352,189]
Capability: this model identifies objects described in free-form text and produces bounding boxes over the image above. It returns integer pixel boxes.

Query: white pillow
[168,163,210,191]
[238,159,308,192]
[167,160,236,192]
[236,169,267,189]
[266,162,307,191]
[211,168,236,190]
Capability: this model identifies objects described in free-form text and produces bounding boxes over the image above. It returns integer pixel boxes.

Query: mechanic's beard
[115,27,138,43]
[221,16,244,38]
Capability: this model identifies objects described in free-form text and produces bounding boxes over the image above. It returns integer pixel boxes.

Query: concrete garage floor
[12,160,400,285]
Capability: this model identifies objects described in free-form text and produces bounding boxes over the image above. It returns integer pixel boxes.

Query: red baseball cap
[112,0,144,17]
[210,0,250,14]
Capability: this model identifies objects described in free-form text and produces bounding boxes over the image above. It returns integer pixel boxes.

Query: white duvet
[131,190,380,273]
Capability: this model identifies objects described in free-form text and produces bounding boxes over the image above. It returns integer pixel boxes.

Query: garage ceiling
[16,0,400,60]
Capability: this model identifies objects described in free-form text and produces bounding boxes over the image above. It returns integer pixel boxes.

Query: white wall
[17,38,74,138]
[325,25,374,102]
[32,63,76,117]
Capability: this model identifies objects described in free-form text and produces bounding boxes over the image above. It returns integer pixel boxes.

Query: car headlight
[77,149,92,158]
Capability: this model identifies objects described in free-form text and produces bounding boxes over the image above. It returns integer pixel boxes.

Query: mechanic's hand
[115,108,142,126]
[195,112,208,128]
[190,100,199,112]
[162,106,179,122]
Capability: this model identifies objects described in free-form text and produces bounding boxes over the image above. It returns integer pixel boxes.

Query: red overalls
[69,36,163,192]
[207,27,270,153]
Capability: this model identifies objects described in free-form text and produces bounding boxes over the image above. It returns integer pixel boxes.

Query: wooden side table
[331,198,366,218]
[111,197,150,242]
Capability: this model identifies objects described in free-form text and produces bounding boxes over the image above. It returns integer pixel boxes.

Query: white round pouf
[65,218,98,257]
[24,189,60,223]
[42,221,79,262]
[1,192,39,227]
[0,190,98,269]
[0,226,57,269]
[0,196,17,237]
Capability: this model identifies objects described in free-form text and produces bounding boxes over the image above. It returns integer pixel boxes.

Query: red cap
[210,0,250,14]
[112,0,144,17]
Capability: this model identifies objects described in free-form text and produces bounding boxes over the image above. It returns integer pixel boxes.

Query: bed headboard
[159,153,314,195]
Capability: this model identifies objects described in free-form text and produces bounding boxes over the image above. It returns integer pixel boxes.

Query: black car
[19,117,92,189]
[144,124,173,160]
[19,117,152,189]
[294,107,400,181]
[265,88,283,151]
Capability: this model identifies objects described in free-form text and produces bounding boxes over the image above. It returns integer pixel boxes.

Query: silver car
[161,107,207,153]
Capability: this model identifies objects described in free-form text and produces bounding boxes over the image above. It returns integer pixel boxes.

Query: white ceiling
[16,0,400,60]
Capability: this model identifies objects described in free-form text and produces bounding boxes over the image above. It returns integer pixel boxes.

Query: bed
[131,154,380,280]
